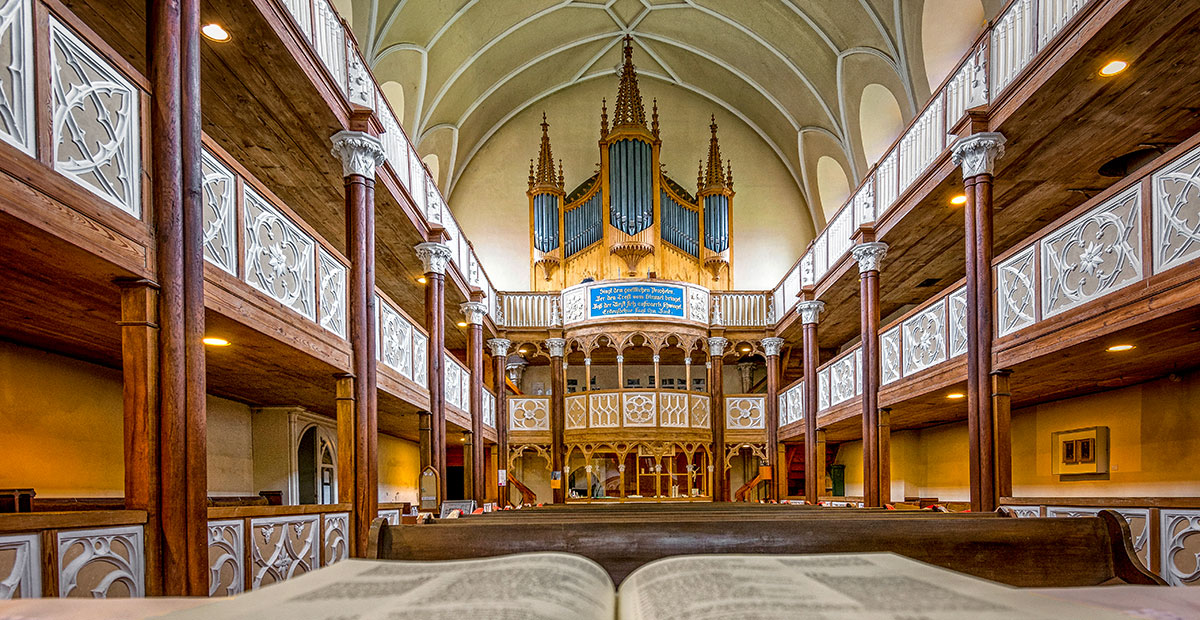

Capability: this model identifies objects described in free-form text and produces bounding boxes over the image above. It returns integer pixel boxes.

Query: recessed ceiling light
[950,194,967,206]
[740,346,751,352]
[518,348,528,354]
[202,337,230,347]
[201,23,231,42]
[456,321,468,328]
[946,392,965,400]
[1099,60,1127,76]
[1106,344,1135,352]
[417,276,427,284]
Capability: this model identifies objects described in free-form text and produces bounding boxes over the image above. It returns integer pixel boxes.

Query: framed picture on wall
[1077,438,1095,463]
[1062,439,1077,464]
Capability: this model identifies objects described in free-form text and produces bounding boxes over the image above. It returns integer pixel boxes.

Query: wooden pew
[368,510,1161,587]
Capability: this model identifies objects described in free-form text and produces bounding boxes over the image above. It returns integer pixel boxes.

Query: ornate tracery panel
[1046,507,1149,569]
[243,186,316,319]
[248,515,318,590]
[565,395,587,430]
[321,512,349,567]
[0,0,34,156]
[509,397,549,431]
[948,286,967,357]
[1153,144,1200,272]
[902,299,947,376]
[880,326,901,385]
[1162,509,1200,586]
[207,520,244,597]
[412,331,428,388]
[688,394,710,428]
[622,391,657,427]
[318,250,347,338]
[378,300,412,378]
[57,526,145,598]
[1042,186,1142,317]
[996,245,1036,336]
[725,396,765,430]
[0,533,39,599]
[658,392,689,427]
[817,368,830,411]
[201,150,237,275]
[589,392,619,428]
[829,354,856,406]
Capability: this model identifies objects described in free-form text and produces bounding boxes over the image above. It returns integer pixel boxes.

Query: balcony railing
[445,354,471,416]
[778,379,805,428]
[0,510,148,598]
[496,288,774,329]
[377,292,429,389]
[206,504,350,596]
[816,345,863,414]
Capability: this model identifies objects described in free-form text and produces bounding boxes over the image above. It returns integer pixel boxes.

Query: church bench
[368,510,1161,587]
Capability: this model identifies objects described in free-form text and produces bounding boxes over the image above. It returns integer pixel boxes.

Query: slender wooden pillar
[993,370,1013,499]
[852,241,887,507]
[416,237,453,503]
[952,132,1006,512]
[762,337,785,501]
[796,298,825,504]
[461,295,488,504]
[335,374,356,506]
[117,279,161,596]
[708,336,729,502]
[417,411,432,471]
[879,407,892,503]
[486,339,511,506]
[546,338,567,503]
[332,130,385,555]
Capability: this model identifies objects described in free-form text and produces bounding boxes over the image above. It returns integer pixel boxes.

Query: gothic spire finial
[702,115,725,190]
[612,36,646,128]
[558,159,565,190]
[651,98,660,138]
[600,98,609,138]
[533,113,557,189]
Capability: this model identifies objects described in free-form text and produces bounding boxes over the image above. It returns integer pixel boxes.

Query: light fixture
[950,194,967,206]
[417,276,427,284]
[518,348,528,354]
[740,346,751,352]
[946,392,965,400]
[201,23,231,42]
[1106,344,1135,352]
[456,321,468,328]
[1099,60,1128,76]
[202,337,230,347]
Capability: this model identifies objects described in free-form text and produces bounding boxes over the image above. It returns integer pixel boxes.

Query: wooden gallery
[0,0,1198,616]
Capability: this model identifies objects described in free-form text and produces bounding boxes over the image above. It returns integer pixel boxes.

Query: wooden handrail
[207,502,353,519]
[0,510,148,533]
[508,475,537,505]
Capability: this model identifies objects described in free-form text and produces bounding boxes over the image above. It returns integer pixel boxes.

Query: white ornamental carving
[243,186,316,320]
[322,513,349,567]
[445,361,461,409]
[830,353,856,406]
[622,391,657,427]
[948,287,968,357]
[725,396,765,430]
[379,300,412,379]
[0,533,39,599]
[689,395,710,428]
[545,338,566,358]
[459,301,487,325]
[881,326,901,385]
[707,337,729,357]
[201,150,237,275]
[0,0,34,156]
[1153,144,1200,272]
[377,509,401,525]
[951,132,1006,178]
[1001,505,1041,518]
[797,300,825,325]
[817,368,830,411]
[902,298,947,376]
[318,249,347,338]
[563,289,586,323]
[50,16,140,216]
[58,526,145,598]
[414,241,452,275]
[486,338,511,357]
[659,392,689,427]
[330,130,385,178]
[508,398,549,431]
[565,395,587,429]
[689,290,708,321]
[208,520,244,596]
[851,242,888,274]
[761,337,785,357]
[1042,186,1142,318]
[996,245,1037,336]
[345,45,373,109]
[482,390,496,428]
[1161,509,1200,586]
[412,331,428,388]
[249,515,319,589]
[589,393,620,427]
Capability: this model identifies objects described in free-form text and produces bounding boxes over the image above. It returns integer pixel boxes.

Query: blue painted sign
[589,283,685,318]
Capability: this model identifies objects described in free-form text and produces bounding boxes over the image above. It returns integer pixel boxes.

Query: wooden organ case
[528,37,735,291]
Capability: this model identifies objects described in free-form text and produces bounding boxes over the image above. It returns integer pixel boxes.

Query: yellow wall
[378,434,419,504]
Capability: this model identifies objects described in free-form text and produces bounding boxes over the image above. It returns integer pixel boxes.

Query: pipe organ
[528,36,735,291]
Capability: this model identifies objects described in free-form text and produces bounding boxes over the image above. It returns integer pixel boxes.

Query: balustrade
[0,511,147,599]
[377,294,429,388]
[206,505,350,597]
[509,390,713,433]
[778,380,804,427]
[815,346,862,414]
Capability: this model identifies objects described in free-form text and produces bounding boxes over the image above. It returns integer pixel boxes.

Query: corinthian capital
[414,241,453,275]
[330,130,386,178]
[761,336,785,357]
[459,301,487,325]
[707,337,730,357]
[545,338,567,358]
[486,338,512,357]
[851,242,888,274]
[951,132,1006,179]
[796,300,826,325]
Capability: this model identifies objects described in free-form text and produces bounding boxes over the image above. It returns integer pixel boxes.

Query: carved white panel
[459,363,471,415]
[881,326,901,385]
[318,249,346,338]
[509,397,549,431]
[996,245,1036,336]
[688,289,708,323]
[829,354,856,406]
[282,0,313,38]
[725,396,765,430]
[345,46,372,108]
[565,395,587,429]
[248,515,318,590]
[243,187,316,320]
[854,348,862,396]
[412,331,428,388]
[817,368,830,411]
[482,390,496,428]
[689,394,710,428]
[622,391,657,427]
[201,150,237,275]
[321,513,349,567]
[0,533,40,599]
[1047,507,1150,569]
[562,289,585,324]
[589,393,620,428]
[902,299,947,376]
[781,383,803,426]
[50,17,141,216]
[58,525,145,598]
[408,148,427,215]
[1042,186,1143,318]
[659,392,689,427]
[0,0,34,155]
[1001,505,1041,518]
[377,509,400,526]
[312,0,345,92]
[208,519,244,597]
[378,301,411,378]
[445,360,461,409]
[1162,509,1200,586]
[1153,144,1200,272]
[948,287,968,357]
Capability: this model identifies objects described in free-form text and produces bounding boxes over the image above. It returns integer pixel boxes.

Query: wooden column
[879,407,892,503]
[796,298,825,504]
[762,337,785,501]
[417,410,433,471]
[461,295,488,504]
[332,130,384,556]
[149,0,206,594]
[416,237,453,503]
[335,374,357,506]
[486,338,512,506]
[116,279,161,596]
[852,241,888,507]
[952,132,1006,512]
[708,336,729,502]
[546,338,567,503]
[993,370,1013,498]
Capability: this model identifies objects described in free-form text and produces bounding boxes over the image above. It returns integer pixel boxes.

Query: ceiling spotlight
[202,337,230,347]
[417,276,427,284]
[518,348,528,354]
[1106,344,1135,352]
[950,194,967,206]
[1099,60,1128,77]
[456,321,468,328]
[740,346,751,352]
[201,23,231,42]
[946,392,965,400]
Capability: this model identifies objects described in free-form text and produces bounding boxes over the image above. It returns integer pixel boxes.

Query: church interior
[1,0,1199,614]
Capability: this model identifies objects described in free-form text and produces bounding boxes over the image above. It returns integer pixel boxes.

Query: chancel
[1,0,1199,617]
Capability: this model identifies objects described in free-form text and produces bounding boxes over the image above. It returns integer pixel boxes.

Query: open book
[161,552,1131,620]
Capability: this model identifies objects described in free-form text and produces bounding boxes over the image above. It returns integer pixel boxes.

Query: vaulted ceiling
[338,0,996,289]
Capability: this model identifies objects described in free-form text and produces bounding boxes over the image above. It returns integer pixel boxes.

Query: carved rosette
[459,301,487,325]
[851,242,889,274]
[707,336,729,357]
[414,241,453,275]
[330,130,385,179]
[486,338,512,357]
[545,338,567,358]
[951,131,1006,179]
[761,336,785,357]
[797,300,826,325]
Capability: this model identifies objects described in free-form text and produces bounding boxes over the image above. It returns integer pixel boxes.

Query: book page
[615,553,1131,620]
[160,554,615,620]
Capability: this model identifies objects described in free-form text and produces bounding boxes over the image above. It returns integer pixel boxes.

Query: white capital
[761,336,785,357]
[708,337,729,357]
[459,301,487,325]
[545,338,566,358]
[330,130,385,178]
[851,242,888,274]
[415,241,453,275]
[951,132,1006,178]
[796,300,826,325]
[486,338,511,357]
